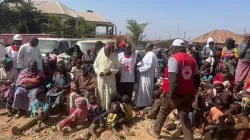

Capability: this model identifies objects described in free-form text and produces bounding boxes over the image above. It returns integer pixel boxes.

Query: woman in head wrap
[0,57,18,116]
[12,60,45,118]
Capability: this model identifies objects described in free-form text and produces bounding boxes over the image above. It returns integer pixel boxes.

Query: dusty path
[0,109,185,140]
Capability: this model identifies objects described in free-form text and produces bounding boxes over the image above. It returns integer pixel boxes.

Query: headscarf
[213,80,223,86]
[0,57,12,65]
[75,97,87,109]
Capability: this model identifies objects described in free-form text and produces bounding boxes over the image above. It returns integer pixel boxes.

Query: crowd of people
[0,34,250,140]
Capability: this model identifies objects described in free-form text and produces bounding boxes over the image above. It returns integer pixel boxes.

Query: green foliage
[75,17,96,38]
[44,14,70,37]
[125,19,149,44]
[0,0,43,33]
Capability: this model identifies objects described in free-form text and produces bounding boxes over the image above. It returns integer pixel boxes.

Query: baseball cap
[172,39,185,46]
[13,34,22,40]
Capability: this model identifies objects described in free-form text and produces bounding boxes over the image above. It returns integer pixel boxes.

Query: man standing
[5,34,23,68]
[94,43,120,110]
[0,42,7,59]
[17,37,43,72]
[118,43,137,101]
[148,39,200,140]
[135,43,158,107]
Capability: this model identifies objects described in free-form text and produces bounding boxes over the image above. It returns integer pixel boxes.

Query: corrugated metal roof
[192,30,244,45]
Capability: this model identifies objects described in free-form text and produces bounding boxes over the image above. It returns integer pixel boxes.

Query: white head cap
[13,34,22,41]
[135,50,139,54]
[172,39,185,47]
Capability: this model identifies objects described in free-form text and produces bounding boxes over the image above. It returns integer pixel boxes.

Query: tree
[44,14,71,37]
[125,19,149,44]
[75,17,96,38]
[0,0,43,33]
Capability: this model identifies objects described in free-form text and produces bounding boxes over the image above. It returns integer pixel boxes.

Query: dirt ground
[0,108,187,140]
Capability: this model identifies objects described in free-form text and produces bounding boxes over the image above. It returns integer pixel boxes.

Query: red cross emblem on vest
[124,62,131,71]
[182,66,192,80]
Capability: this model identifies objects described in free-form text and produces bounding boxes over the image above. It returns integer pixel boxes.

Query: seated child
[78,94,103,139]
[217,103,249,140]
[12,91,49,135]
[140,90,162,119]
[232,81,244,102]
[202,98,226,138]
[206,81,233,109]
[57,97,88,135]
[200,68,213,90]
[98,102,127,138]
[70,59,82,77]
[122,95,133,120]
[240,88,250,117]
[192,92,207,130]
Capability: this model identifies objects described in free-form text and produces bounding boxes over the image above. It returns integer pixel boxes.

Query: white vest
[118,52,137,83]
[6,46,19,68]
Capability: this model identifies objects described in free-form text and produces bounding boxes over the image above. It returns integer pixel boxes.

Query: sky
[58,0,250,40]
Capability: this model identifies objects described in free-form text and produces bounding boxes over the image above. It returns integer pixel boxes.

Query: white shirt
[5,46,19,68]
[0,44,7,59]
[17,43,43,71]
[118,52,137,83]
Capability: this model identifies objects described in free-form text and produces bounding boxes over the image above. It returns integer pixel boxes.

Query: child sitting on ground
[192,92,207,132]
[12,91,49,135]
[122,95,133,120]
[206,81,233,109]
[77,94,103,139]
[57,97,88,135]
[217,103,249,140]
[141,90,162,119]
[200,68,213,90]
[232,81,244,103]
[202,98,226,138]
[98,102,127,138]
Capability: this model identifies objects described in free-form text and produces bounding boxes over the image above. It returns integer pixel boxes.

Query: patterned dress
[12,68,45,111]
[0,67,18,107]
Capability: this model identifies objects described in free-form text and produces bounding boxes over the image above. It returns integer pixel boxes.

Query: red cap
[213,81,223,85]
[119,41,125,47]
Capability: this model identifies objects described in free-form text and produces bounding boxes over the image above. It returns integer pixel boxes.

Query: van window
[57,41,69,54]
[78,42,96,53]
[38,40,58,53]
[71,41,78,47]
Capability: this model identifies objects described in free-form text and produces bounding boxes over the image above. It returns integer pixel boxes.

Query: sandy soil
[0,108,187,140]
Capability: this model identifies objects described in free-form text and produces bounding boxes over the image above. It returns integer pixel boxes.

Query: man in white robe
[0,43,7,59]
[5,34,23,68]
[94,44,120,110]
[17,37,43,72]
[135,43,158,107]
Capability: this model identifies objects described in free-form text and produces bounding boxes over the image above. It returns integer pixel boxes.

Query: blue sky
[58,0,250,40]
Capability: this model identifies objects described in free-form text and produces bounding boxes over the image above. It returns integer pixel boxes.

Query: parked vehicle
[0,34,55,46]
[76,39,116,53]
[38,38,82,57]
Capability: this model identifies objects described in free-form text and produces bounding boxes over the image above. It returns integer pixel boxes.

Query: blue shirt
[31,99,49,117]
[202,75,214,85]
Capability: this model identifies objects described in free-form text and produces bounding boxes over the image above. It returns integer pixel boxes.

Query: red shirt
[162,67,169,92]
